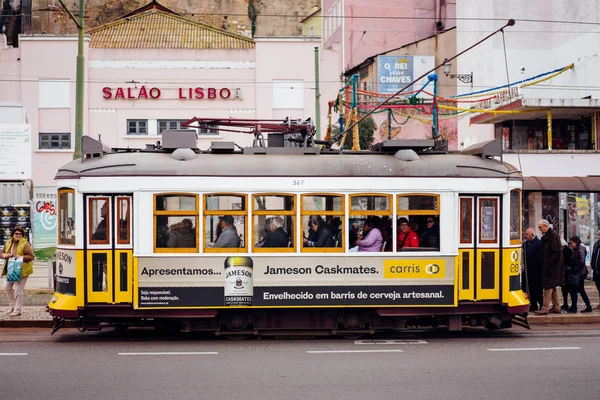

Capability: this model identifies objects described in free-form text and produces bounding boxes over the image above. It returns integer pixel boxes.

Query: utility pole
[314,47,321,139]
[58,0,85,160]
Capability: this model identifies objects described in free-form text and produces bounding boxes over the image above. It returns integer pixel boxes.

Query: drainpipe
[314,47,321,139]
[435,0,444,31]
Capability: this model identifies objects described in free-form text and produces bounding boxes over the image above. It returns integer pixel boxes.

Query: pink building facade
[0,5,322,187]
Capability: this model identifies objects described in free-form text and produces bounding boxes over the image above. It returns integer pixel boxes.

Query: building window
[273,80,305,109]
[500,117,594,151]
[198,124,218,135]
[39,133,71,149]
[127,119,148,135]
[158,120,189,134]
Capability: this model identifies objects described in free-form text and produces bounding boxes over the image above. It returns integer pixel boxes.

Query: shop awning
[470,98,600,125]
[524,176,600,191]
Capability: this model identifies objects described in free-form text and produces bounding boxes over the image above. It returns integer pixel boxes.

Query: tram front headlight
[51,295,58,303]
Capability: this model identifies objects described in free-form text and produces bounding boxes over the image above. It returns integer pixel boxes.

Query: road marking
[307,349,404,354]
[487,347,582,352]
[0,353,27,356]
[118,352,218,356]
[355,340,428,345]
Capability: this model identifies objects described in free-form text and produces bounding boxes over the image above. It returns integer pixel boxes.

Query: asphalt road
[1,326,599,400]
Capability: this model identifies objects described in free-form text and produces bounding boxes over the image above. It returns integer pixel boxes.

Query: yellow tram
[48,130,529,335]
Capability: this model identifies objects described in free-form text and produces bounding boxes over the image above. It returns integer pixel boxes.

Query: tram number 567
[292,180,304,186]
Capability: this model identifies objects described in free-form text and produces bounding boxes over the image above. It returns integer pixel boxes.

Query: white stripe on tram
[307,349,404,354]
[118,351,218,356]
[487,347,582,352]
[0,353,28,356]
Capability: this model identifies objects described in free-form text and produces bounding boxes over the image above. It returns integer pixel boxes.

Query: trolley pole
[314,47,321,139]
[58,0,85,160]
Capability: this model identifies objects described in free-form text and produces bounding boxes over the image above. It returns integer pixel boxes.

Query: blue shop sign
[378,55,414,94]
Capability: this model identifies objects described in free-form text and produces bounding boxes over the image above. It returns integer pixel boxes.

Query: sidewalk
[2,261,600,328]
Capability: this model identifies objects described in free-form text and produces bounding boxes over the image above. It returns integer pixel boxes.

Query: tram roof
[55,148,521,180]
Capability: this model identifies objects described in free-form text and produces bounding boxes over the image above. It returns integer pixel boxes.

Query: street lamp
[442,58,473,86]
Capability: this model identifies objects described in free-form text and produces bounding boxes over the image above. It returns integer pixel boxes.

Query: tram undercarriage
[51,305,529,336]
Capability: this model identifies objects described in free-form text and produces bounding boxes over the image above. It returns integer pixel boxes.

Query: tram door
[458,195,500,301]
[85,195,133,304]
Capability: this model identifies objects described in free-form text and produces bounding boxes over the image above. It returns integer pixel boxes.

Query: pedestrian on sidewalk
[591,230,600,310]
[566,236,592,313]
[1,226,36,317]
[534,219,564,315]
[523,227,543,311]
[560,238,573,311]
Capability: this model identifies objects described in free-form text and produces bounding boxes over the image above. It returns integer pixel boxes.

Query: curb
[2,317,600,329]
[0,320,77,329]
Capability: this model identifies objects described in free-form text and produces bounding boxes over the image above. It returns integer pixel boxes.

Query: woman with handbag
[567,236,592,314]
[1,226,36,317]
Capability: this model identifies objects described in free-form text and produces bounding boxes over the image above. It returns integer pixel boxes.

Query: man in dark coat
[534,219,564,315]
[522,227,542,311]
[262,217,290,248]
[591,230,600,310]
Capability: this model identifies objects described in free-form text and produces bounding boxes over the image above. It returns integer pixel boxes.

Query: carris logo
[425,264,440,275]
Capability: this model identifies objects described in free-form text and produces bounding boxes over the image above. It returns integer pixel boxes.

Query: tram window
[460,198,473,244]
[479,198,498,244]
[349,194,392,252]
[510,190,521,244]
[58,189,75,245]
[89,198,110,244]
[253,194,295,252]
[154,194,198,252]
[397,194,440,251]
[204,194,247,252]
[116,197,130,245]
[301,194,344,252]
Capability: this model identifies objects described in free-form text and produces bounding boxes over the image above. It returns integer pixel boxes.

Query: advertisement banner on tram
[137,256,455,308]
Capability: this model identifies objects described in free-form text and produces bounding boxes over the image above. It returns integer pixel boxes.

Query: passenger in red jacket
[397,217,420,250]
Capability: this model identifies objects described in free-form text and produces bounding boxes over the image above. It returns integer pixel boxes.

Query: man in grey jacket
[213,215,241,248]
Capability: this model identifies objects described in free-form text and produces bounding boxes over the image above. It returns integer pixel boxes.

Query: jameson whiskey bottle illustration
[224,256,253,306]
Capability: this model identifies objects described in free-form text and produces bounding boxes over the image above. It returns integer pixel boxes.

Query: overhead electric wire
[332,19,517,145]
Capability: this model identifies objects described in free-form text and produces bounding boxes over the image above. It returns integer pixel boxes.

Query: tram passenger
[349,223,359,249]
[354,216,383,252]
[261,217,290,248]
[396,217,420,250]
[166,218,196,248]
[303,216,335,247]
[211,215,240,248]
[92,203,108,240]
[420,216,440,248]
[329,217,342,247]
[256,217,273,247]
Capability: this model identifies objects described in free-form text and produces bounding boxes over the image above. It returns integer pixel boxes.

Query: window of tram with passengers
[204,193,247,252]
[154,194,198,252]
[252,194,295,252]
[349,194,392,252]
[301,194,344,252]
[397,194,440,251]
